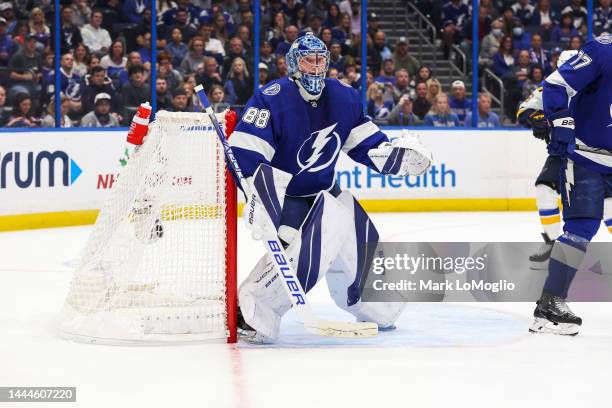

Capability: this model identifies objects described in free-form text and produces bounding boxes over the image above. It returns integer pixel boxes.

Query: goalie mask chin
[286,33,330,102]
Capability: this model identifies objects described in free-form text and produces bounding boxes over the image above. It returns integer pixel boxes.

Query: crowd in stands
[416,0,610,124]
[0,0,608,128]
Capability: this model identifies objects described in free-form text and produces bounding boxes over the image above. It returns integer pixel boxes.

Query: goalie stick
[195,84,378,339]
[574,145,612,157]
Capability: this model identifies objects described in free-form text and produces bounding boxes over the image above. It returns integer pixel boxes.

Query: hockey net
[59,110,237,344]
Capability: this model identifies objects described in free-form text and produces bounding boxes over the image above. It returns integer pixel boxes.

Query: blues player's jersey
[230,77,388,196]
[517,85,543,114]
[543,35,612,173]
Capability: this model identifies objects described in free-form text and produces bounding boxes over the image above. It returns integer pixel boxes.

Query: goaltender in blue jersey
[530,34,612,336]
[228,33,433,343]
[231,76,385,197]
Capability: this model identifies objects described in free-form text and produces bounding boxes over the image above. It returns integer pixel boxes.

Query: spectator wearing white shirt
[80,10,111,55]
[198,22,225,57]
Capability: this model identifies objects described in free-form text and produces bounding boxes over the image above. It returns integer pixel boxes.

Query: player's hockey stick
[575,145,612,157]
[195,84,378,339]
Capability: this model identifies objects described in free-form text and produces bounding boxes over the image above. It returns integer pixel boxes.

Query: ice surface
[1,212,611,408]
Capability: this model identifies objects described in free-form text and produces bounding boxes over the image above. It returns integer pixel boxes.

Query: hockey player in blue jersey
[530,34,612,336]
[228,33,433,342]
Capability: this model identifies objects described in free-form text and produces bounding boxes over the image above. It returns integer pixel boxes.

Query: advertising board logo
[0,150,82,189]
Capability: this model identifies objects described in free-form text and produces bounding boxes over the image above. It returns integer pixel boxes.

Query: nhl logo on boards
[263,83,281,96]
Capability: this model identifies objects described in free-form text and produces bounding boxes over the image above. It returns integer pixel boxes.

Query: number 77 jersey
[543,34,612,173]
[228,77,389,197]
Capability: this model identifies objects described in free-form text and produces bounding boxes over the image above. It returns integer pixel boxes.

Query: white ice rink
[2,212,612,408]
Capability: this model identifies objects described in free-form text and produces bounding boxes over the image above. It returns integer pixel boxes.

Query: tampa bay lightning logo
[263,83,281,96]
[297,123,341,173]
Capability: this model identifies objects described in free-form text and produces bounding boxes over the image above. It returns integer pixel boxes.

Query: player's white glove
[242,165,292,241]
[367,130,433,176]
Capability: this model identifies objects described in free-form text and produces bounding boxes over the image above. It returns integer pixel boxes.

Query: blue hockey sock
[544,219,597,298]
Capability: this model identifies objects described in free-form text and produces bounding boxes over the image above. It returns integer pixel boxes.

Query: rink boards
[0,128,547,231]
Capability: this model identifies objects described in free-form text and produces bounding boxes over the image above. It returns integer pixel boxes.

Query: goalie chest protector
[231,77,387,197]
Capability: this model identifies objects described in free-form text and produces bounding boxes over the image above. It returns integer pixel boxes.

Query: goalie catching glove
[367,130,433,176]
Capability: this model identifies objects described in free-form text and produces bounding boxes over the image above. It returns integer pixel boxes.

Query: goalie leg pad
[238,190,353,340]
[243,164,292,240]
[326,191,406,328]
[238,253,289,342]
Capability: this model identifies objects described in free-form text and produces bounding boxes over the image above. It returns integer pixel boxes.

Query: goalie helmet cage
[59,111,238,344]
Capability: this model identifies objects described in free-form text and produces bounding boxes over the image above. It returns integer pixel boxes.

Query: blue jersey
[448,96,471,123]
[543,35,612,173]
[230,77,389,197]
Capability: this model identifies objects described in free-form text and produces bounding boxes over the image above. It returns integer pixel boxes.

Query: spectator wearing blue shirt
[511,23,531,51]
[448,80,471,125]
[441,0,470,59]
[531,0,558,29]
[162,8,198,44]
[0,17,16,66]
[324,3,341,28]
[527,34,549,71]
[0,3,16,34]
[464,93,501,128]
[164,27,189,68]
[209,3,236,36]
[163,2,200,27]
[275,25,299,56]
[137,32,152,64]
[328,41,352,74]
[100,40,127,80]
[374,59,396,85]
[122,0,149,24]
[367,82,394,123]
[118,52,146,88]
[45,52,82,114]
[550,13,578,45]
[424,93,461,127]
[493,35,515,78]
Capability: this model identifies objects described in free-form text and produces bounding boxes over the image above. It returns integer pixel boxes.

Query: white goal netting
[59,111,235,344]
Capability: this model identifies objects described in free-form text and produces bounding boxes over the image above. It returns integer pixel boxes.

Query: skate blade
[529,317,580,336]
[237,328,274,344]
[529,259,549,270]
